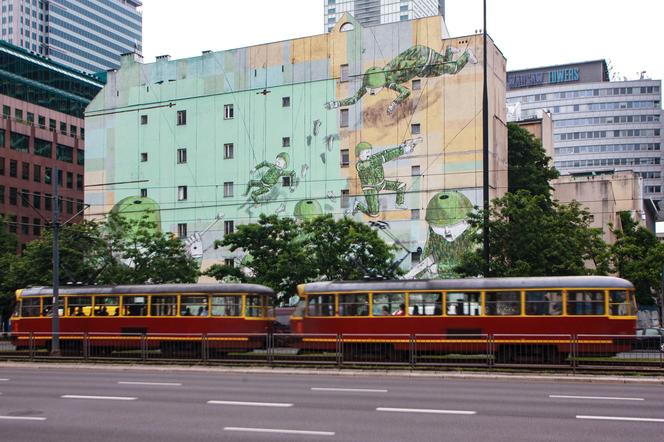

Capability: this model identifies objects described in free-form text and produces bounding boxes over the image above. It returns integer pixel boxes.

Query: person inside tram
[75,306,86,317]
[381,305,390,316]
[96,306,109,316]
[411,305,420,316]
[392,303,406,316]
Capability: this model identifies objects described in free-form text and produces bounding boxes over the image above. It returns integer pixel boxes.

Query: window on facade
[282,96,290,107]
[410,209,420,219]
[0,157,3,176]
[26,112,34,124]
[10,132,28,152]
[38,115,45,129]
[140,115,148,125]
[224,220,234,235]
[340,189,350,208]
[14,108,23,122]
[20,189,29,207]
[33,192,40,210]
[282,176,291,187]
[59,121,66,135]
[66,172,73,189]
[69,125,76,138]
[33,218,41,236]
[21,162,29,180]
[2,106,10,118]
[340,64,349,82]
[45,167,52,185]
[176,110,187,126]
[340,108,349,127]
[282,137,290,147]
[177,148,187,164]
[177,223,187,238]
[77,149,84,166]
[56,144,73,163]
[224,104,234,119]
[340,148,349,166]
[412,79,421,90]
[0,185,4,204]
[34,138,51,157]
[411,165,421,176]
[224,143,234,159]
[76,174,83,190]
[140,188,147,198]
[9,159,17,177]
[140,152,148,162]
[411,123,421,135]
[223,181,233,197]
[224,258,235,267]
[48,119,56,132]
[177,186,187,201]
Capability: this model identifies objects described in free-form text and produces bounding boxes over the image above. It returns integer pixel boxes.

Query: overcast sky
[140,0,664,81]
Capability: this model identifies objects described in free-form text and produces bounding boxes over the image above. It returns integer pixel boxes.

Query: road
[0,365,663,441]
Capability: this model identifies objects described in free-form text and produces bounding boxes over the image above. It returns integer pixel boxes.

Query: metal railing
[1,332,662,372]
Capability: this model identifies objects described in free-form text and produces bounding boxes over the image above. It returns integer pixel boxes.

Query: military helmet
[276,152,290,167]
[365,67,387,88]
[355,141,373,156]
[425,191,473,228]
[110,196,162,233]
[293,199,323,221]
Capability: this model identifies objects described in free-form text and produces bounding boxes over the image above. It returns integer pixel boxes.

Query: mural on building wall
[85,14,504,280]
[325,45,477,115]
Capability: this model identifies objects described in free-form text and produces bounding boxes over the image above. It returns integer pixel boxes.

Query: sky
[140,0,664,81]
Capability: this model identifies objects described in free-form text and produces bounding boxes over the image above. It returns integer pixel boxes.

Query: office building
[1,0,143,74]
[86,14,507,278]
[0,40,104,248]
[507,60,663,205]
[324,0,444,32]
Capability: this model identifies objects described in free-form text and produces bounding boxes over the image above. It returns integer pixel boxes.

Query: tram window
[181,295,209,316]
[567,290,605,315]
[151,296,177,316]
[408,293,442,316]
[372,293,404,316]
[446,292,481,316]
[67,296,92,317]
[245,294,265,317]
[485,292,521,316]
[609,291,633,316]
[41,298,64,317]
[211,295,242,317]
[123,296,147,316]
[525,291,562,315]
[338,293,369,316]
[20,298,40,317]
[94,296,119,316]
[307,294,336,317]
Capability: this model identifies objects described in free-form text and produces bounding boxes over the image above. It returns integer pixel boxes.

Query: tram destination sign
[508,67,580,90]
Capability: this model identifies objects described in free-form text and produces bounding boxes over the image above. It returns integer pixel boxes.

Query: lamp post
[482,0,490,275]
[51,167,60,356]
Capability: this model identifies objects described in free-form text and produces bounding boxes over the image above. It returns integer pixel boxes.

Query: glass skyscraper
[324,0,444,32]
[1,0,143,74]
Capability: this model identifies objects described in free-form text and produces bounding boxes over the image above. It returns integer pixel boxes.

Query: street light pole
[51,167,60,356]
[482,0,490,275]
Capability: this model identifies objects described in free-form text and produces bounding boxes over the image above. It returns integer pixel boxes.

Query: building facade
[506,60,663,206]
[324,0,444,32]
[1,0,143,74]
[0,40,104,248]
[86,14,507,278]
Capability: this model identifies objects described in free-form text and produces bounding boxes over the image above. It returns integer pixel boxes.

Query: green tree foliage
[456,191,609,277]
[507,122,559,198]
[0,218,19,328]
[205,214,400,302]
[611,212,664,306]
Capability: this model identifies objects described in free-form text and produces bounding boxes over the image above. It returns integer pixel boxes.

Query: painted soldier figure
[325,45,477,115]
[246,152,296,204]
[351,138,421,217]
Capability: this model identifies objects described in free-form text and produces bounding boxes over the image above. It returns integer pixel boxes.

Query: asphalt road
[1,366,663,442]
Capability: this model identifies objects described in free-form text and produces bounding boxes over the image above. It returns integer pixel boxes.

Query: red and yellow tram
[11,283,275,355]
[290,276,637,361]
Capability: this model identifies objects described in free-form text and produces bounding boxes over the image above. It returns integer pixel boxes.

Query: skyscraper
[324,0,444,32]
[1,0,143,74]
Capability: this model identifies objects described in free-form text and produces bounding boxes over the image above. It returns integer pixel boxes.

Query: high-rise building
[324,0,444,32]
[1,0,143,74]
[507,60,663,205]
[0,40,104,248]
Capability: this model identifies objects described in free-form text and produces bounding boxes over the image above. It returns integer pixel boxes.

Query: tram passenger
[392,304,405,316]
[381,305,390,316]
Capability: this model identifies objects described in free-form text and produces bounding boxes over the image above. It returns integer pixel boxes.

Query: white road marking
[377,407,476,415]
[577,415,664,423]
[311,387,388,393]
[0,416,47,421]
[224,427,334,436]
[61,395,137,401]
[207,400,293,408]
[118,381,182,386]
[550,395,644,401]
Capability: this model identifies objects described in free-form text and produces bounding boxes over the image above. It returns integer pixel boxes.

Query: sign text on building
[508,67,580,89]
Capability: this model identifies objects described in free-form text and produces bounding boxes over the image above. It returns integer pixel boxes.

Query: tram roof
[18,283,275,297]
[301,276,634,293]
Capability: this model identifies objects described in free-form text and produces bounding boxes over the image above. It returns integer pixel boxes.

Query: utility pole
[51,167,60,356]
[482,0,490,275]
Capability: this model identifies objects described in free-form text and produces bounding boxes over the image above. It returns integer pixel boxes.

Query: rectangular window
[69,125,76,137]
[66,200,73,214]
[245,295,267,318]
[34,138,52,157]
[38,115,45,129]
[10,159,17,177]
[609,291,634,316]
[372,292,405,316]
[223,143,234,159]
[56,144,73,163]
[340,108,349,127]
[177,223,187,238]
[282,176,291,187]
[150,296,177,317]
[224,104,234,119]
[306,294,336,317]
[177,186,187,201]
[21,216,29,234]
[45,193,52,211]
[77,149,84,166]
[485,291,521,316]
[20,298,40,317]
[340,189,350,208]
[338,293,369,316]
[181,295,208,317]
[33,218,41,236]
[2,105,10,118]
[340,64,349,82]
[26,112,34,124]
[59,121,66,135]
[21,189,29,207]
[10,132,28,152]
[176,110,187,125]
[211,295,242,317]
[14,108,23,121]
[0,157,3,175]
[224,258,235,267]
[33,165,41,182]
[224,220,234,235]
[525,291,562,315]
[66,172,73,189]
[410,209,420,219]
[49,119,56,131]
[122,296,147,316]
[411,165,421,176]
[140,152,148,162]
[412,79,421,90]
[282,136,290,148]
[0,185,4,204]
[140,115,148,125]
[212,177,230,198]
[94,296,119,316]
[21,162,29,180]
[567,290,605,315]
[411,123,421,135]
[33,192,40,209]
[140,188,147,198]
[340,149,349,166]
[282,96,290,107]
[177,148,187,164]
[76,174,83,190]
[446,292,481,316]
[66,296,92,317]
[408,293,442,316]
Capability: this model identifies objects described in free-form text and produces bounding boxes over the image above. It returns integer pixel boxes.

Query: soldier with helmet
[246,152,296,204]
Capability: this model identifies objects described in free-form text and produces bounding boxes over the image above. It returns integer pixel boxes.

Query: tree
[611,212,664,306]
[456,191,609,277]
[0,218,19,331]
[205,214,400,302]
[507,122,559,198]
